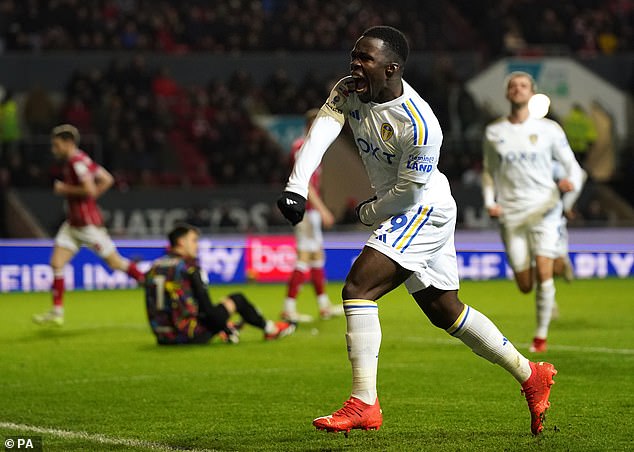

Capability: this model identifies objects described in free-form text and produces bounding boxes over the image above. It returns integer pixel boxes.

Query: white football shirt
[319,76,450,205]
[482,116,583,227]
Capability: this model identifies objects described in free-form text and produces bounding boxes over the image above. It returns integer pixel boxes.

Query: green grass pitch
[1,279,633,451]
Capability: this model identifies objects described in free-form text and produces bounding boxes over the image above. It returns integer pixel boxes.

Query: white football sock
[283,297,297,314]
[344,299,381,404]
[448,305,532,384]
[53,306,64,315]
[317,294,331,310]
[535,279,555,339]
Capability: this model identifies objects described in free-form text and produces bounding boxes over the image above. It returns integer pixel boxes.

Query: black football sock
[229,293,267,330]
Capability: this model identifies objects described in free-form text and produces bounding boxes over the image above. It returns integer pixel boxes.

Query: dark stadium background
[0,2,633,450]
[0,0,632,239]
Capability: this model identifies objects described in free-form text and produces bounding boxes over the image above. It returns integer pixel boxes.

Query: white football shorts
[365,198,460,293]
[54,221,116,258]
[555,215,569,258]
[294,209,324,253]
[500,203,563,272]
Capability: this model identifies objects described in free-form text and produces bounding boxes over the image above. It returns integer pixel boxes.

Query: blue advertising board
[0,239,632,292]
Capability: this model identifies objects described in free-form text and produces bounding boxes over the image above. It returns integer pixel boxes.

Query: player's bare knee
[536,269,554,284]
[518,283,533,294]
[415,289,462,329]
[342,278,363,300]
[342,275,376,300]
[514,274,533,293]
[426,303,454,329]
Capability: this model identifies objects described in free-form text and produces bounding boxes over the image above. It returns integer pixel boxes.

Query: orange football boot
[313,397,382,434]
[521,361,557,435]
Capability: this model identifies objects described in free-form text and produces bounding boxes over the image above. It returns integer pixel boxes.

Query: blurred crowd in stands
[0,0,631,55]
[0,0,632,228]
[0,55,492,189]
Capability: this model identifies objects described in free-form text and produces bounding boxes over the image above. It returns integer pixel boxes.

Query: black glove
[277,191,306,226]
[355,196,377,226]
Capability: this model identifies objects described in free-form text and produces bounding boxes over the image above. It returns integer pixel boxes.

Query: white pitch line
[401,336,634,355]
[526,343,634,355]
[0,422,215,452]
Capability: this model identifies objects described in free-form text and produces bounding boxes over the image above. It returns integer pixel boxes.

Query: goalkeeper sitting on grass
[145,224,295,345]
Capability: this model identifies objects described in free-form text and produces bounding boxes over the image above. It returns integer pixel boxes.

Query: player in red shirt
[281,109,343,322]
[33,124,145,326]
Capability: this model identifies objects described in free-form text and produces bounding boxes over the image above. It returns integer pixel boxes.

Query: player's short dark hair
[168,223,200,247]
[51,124,80,144]
[362,26,409,66]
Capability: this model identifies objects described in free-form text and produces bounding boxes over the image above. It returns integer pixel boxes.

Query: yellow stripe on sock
[343,299,377,307]
[446,305,469,335]
[343,299,378,313]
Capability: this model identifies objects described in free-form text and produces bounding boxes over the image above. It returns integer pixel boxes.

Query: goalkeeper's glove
[355,196,378,226]
[277,191,306,226]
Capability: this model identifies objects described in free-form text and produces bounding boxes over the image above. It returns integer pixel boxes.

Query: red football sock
[311,266,326,296]
[287,269,305,299]
[52,276,65,307]
[126,262,145,283]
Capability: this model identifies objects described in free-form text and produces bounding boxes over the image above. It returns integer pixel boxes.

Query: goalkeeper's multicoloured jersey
[145,253,206,344]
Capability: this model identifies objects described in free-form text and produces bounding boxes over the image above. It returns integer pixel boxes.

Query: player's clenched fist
[277,191,306,225]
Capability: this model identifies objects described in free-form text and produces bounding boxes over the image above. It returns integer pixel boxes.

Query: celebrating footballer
[277,26,557,436]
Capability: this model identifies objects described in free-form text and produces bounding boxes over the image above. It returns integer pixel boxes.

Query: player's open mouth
[352,75,368,94]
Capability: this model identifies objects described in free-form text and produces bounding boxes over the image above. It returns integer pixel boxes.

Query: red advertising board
[245,235,296,282]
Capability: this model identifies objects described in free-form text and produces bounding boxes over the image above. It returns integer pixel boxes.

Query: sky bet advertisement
[0,237,633,292]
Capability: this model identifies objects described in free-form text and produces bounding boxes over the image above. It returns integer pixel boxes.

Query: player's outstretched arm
[284,113,343,199]
[278,77,353,225]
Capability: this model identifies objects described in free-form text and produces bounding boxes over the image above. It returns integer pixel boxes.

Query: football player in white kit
[277,27,556,436]
[482,72,584,353]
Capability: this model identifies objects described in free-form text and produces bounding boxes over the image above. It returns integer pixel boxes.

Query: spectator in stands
[23,85,57,136]
[62,96,93,133]
[0,88,21,158]
[152,66,181,100]
[562,104,597,166]
[1,0,629,55]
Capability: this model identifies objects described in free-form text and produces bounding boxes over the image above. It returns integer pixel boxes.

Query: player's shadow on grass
[271,427,539,451]
[134,340,267,352]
